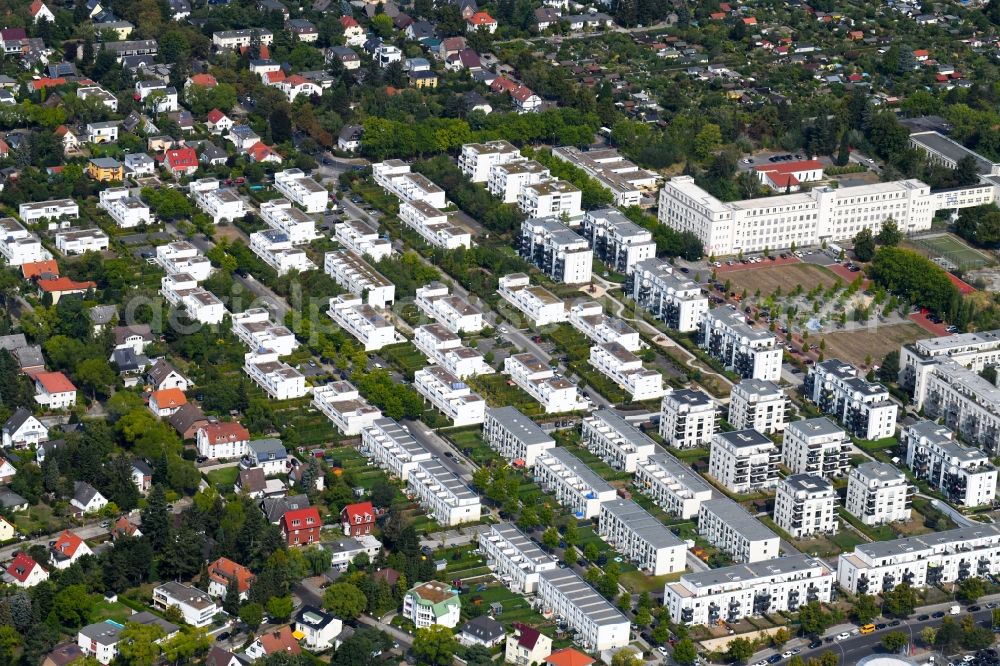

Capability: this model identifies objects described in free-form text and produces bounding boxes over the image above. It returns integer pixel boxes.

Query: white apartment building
[701,307,782,381]
[414,365,486,427]
[160,276,226,324]
[902,420,997,508]
[274,168,329,213]
[372,160,447,207]
[568,301,641,351]
[518,179,583,220]
[634,450,714,520]
[0,218,52,266]
[243,350,308,400]
[582,409,656,473]
[536,568,630,651]
[361,417,432,479]
[708,430,780,494]
[249,229,316,275]
[803,359,898,440]
[328,294,398,351]
[598,499,686,575]
[532,447,617,519]
[413,324,493,378]
[552,147,659,208]
[55,228,109,255]
[579,208,656,274]
[497,274,567,326]
[402,582,461,629]
[77,85,118,112]
[659,388,719,449]
[518,217,592,285]
[191,180,246,223]
[98,188,152,228]
[665,555,834,626]
[504,352,588,414]
[697,498,780,563]
[19,199,78,223]
[152,582,219,627]
[588,342,666,402]
[627,258,708,333]
[482,406,555,468]
[487,159,551,203]
[918,358,1000,452]
[774,474,839,539]
[312,381,382,435]
[155,241,212,281]
[407,458,481,526]
[323,250,395,308]
[196,422,250,459]
[231,308,298,357]
[837,524,1000,595]
[414,283,483,334]
[212,28,274,49]
[728,379,788,434]
[782,417,851,477]
[898,330,1000,408]
[458,140,523,182]
[399,200,472,249]
[259,198,319,244]
[846,461,913,526]
[335,219,391,261]
[479,522,557,594]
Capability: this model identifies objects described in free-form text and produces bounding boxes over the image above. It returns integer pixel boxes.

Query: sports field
[910,233,993,271]
[724,263,841,295]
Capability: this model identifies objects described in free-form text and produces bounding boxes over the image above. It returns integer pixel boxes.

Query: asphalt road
[403,418,476,482]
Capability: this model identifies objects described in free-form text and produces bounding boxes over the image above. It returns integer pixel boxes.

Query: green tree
[853,228,876,262]
[797,601,833,636]
[239,602,264,631]
[651,622,671,646]
[266,595,294,622]
[611,649,642,666]
[52,585,96,628]
[920,626,937,647]
[141,484,171,550]
[876,219,902,247]
[541,527,560,551]
[412,625,459,666]
[771,628,790,648]
[322,582,367,620]
[117,622,165,665]
[223,578,241,615]
[673,638,697,665]
[883,583,917,618]
[694,124,723,161]
[957,576,986,603]
[851,595,881,624]
[934,617,963,655]
[563,545,579,565]
[0,626,21,665]
[583,542,600,562]
[635,607,652,628]
[726,637,755,664]
[161,626,211,663]
[881,631,908,653]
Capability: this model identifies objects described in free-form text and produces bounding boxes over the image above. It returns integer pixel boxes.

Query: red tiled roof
[265,70,286,84]
[36,372,76,394]
[755,159,824,175]
[546,648,595,666]
[282,506,320,528]
[207,108,226,123]
[30,0,46,16]
[165,147,198,170]
[342,501,374,524]
[32,77,65,91]
[114,516,140,537]
[248,142,279,161]
[6,552,42,582]
[208,557,255,593]
[491,76,517,93]
[189,73,218,88]
[468,11,495,24]
[200,422,250,445]
[258,627,301,655]
[340,16,359,28]
[913,49,929,56]
[21,260,59,280]
[37,277,95,293]
[52,530,83,558]
[151,388,187,409]
[511,85,536,102]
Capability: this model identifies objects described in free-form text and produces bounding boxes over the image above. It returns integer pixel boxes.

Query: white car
[657,646,668,655]
[837,632,851,641]
[753,661,768,666]
[783,652,794,659]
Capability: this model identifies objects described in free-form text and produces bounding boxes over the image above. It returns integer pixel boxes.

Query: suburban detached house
[34,371,77,410]
[206,556,255,600]
[206,108,233,134]
[112,516,142,539]
[244,438,288,476]
[131,459,153,494]
[245,626,301,661]
[280,506,322,546]
[149,387,187,417]
[71,481,108,515]
[295,606,342,651]
[76,620,121,665]
[50,529,92,569]
[4,551,48,587]
[459,615,505,648]
[236,467,267,498]
[0,457,15,485]
[148,359,191,391]
[113,324,155,354]
[0,516,15,541]
[2,406,48,448]
[197,421,251,459]
[152,581,219,627]
[42,643,87,666]
[340,501,376,536]
[163,147,199,177]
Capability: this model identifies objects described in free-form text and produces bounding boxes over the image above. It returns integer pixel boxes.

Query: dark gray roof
[167,404,208,436]
[0,487,27,508]
[238,467,266,493]
[248,438,286,460]
[112,348,150,373]
[3,407,36,434]
[296,605,338,630]
[0,333,27,351]
[460,615,504,642]
[486,406,553,447]
[261,494,309,523]
[148,358,183,386]
[14,345,44,369]
[73,481,103,506]
[130,610,179,635]
[132,459,154,475]
[88,305,118,325]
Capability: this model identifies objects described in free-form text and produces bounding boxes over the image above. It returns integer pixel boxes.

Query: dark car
[918,614,930,621]
[875,623,886,630]
[195,456,207,463]
[767,655,782,664]
[808,640,822,649]
[969,605,981,612]
[217,632,230,642]
[932,611,946,619]
[889,620,901,627]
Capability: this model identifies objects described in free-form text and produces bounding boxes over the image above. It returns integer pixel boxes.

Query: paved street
[403,418,476,481]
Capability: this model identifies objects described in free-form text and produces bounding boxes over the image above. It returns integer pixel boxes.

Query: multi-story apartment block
[274,168,329,213]
[98,187,152,229]
[327,295,398,351]
[634,450,714,519]
[487,159,550,203]
[917,358,1000,451]
[260,198,320,244]
[55,229,109,255]
[579,208,656,274]
[160,275,226,324]
[665,555,834,626]
[518,179,583,220]
[536,568,630,651]
[902,420,997,508]
[190,178,246,223]
[728,379,788,434]
[231,308,298,356]
[782,417,851,477]
[399,200,472,249]
[532,447,617,519]
[846,462,913,526]
[588,342,665,402]
[626,257,708,333]
[568,301,640,351]
[372,160,447,207]
[581,409,656,473]
[459,140,523,182]
[402,581,461,629]
[155,241,212,281]
[323,250,395,308]
[504,352,588,413]
[700,307,782,381]
[837,524,1000,595]
[659,388,719,449]
[552,147,659,208]
[19,199,79,223]
[774,474,839,539]
[598,499,686,575]
[360,417,431,479]
[312,381,382,435]
[708,430,780,494]
[803,359,898,440]
[414,283,483,334]
[482,406,555,468]
[479,522,557,594]
[243,350,307,400]
[497,274,567,326]
[898,330,1000,407]
[413,324,493,378]
[212,28,275,49]
[152,582,219,627]
[414,366,486,427]
[407,458,481,526]
[334,219,390,262]
[518,218,592,285]
[0,218,52,266]
[698,498,780,563]
[250,229,316,275]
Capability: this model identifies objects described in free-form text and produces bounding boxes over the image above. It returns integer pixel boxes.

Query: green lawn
[90,600,133,625]
[620,570,682,594]
[469,374,543,415]
[204,466,240,490]
[381,342,429,378]
[446,428,502,466]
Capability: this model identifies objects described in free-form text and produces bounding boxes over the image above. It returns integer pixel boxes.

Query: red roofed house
[245,626,301,660]
[742,16,757,25]
[546,648,596,666]
[278,74,322,101]
[340,501,375,536]
[30,0,56,23]
[149,388,187,418]
[31,77,65,91]
[4,552,48,587]
[913,49,930,61]
[34,372,77,410]
[206,557,255,600]
[186,73,218,89]
[196,422,251,459]
[49,530,92,569]
[264,69,286,85]
[511,85,541,113]
[37,277,96,304]
[753,159,824,192]
[341,16,365,46]
[709,11,725,19]
[112,516,142,540]
[164,147,199,177]
[280,506,321,546]
[22,259,59,280]
[206,108,233,135]
[466,12,497,33]
[490,76,517,94]
[55,125,81,155]
[247,142,283,164]
[506,623,553,666]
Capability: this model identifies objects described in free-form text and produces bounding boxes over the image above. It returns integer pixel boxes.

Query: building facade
[782,417,851,477]
[846,462,913,526]
[727,379,788,434]
[774,474,839,539]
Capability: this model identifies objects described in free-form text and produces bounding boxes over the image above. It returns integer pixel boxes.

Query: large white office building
[413,324,493,379]
[312,381,382,435]
[536,568,630,651]
[414,283,483,334]
[803,359,898,440]
[243,350,307,400]
[588,342,666,402]
[504,352,588,413]
[458,140,523,182]
[899,330,1000,408]
[323,250,395,309]
[697,497,780,563]
[728,379,788,434]
[598,499,686,576]
[399,200,472,249]
[902,420,997,508]
[479,522,558,594]
[626,257,709,333]
[407,458,481,526]
[517,179,583,220]
[533,447,617,519]
[518,218,593,285]
[260,198,320,244]
[579,208,656,274]
[659,388,719,449]
[708,430,780,494]
[581,409,656,473]
[700,307,782,381]
[334,219,391,261]
[482,406,555,469]
[846,461,913,526]
[414,365,486,427]
[488,159,550,203]
[360,417,432,479]
[916,358,1000,452]
[497,274,567,326]
[782,417,851,478]
[665,555,834,626]
[568,301,640,351]
[552,147,659,208]
[232,308,298,356]
[774,474,839,539]
[328,295,398,351]
[274,169,329,213]
[634,450,714,520]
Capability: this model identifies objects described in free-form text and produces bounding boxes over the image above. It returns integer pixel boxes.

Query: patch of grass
[90,600,133,624]
[620,570,682,594]
[468,374,544,416]
[381,342,429,378]
[204,466,240,490]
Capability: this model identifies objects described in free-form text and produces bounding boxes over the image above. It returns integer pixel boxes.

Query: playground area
[909,233,993,273]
